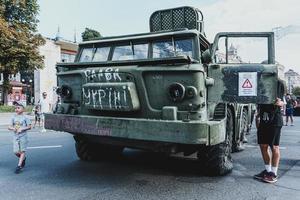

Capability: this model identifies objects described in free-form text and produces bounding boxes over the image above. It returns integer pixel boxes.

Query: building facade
[284,69,300,94]
[0,36,77,106]
[0,74,25,105]
[34,38,78,105]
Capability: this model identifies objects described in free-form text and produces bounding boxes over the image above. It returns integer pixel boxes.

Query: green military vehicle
[45,7,285,175]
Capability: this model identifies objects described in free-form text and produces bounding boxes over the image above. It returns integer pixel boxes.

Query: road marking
[283,130,300,133]
[245,144,257,148]
[27,145,63,149]
[245,144,286,149]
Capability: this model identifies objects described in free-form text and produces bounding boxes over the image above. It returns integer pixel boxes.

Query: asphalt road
[0,117,299,200]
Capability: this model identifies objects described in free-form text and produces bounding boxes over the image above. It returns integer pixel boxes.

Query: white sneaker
[41,129,47,132]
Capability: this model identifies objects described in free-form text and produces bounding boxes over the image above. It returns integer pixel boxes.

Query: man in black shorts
[254,98,284,183]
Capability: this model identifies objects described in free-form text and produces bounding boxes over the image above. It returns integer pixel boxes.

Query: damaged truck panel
[208,64,280,104]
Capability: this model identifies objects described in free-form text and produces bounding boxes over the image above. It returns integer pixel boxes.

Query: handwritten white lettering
[83,67,122,82]
[82,86,129,110]
[82,88,91,105]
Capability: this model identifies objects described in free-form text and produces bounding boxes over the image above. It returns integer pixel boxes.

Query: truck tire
[74,136,124,161]
[232,108,247,152]
[247,109,255,135]
[198,108,233,176]
[75,138,98,161]
[241,108,248,143]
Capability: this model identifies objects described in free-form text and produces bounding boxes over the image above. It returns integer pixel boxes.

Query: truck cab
[45,6,284,175]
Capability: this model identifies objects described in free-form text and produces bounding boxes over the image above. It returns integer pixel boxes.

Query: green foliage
[0,105,15,112]
[81,28,101,41]
[0,0,45,103]
[0,105,33,113]
[292,86,300,96]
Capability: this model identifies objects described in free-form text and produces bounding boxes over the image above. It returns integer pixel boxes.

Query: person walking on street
[39,92,51,132]
[285,94,297,126]
[8,101,32,174]
[254,98,284,183]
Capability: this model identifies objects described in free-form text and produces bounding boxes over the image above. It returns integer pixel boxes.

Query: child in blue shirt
[8,101,32,174]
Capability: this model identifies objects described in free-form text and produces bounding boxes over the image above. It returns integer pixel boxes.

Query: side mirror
[201,49,212,64]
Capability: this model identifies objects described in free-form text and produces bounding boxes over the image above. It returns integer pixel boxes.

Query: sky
[37,0,300,72]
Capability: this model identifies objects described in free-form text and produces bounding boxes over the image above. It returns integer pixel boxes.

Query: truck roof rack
[149,6,205,35]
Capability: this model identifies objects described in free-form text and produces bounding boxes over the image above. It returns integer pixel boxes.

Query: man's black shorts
[257,126,281,146]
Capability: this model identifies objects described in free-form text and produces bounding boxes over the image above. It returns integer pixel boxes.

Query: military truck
[45,7,285,175]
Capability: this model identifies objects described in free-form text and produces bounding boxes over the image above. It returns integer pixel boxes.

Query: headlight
[168,83,185,102]
[56,85,72,98]
[186,86,197,99]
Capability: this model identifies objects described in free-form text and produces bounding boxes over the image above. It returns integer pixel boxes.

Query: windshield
[93,47,110,62]
[78,37,195,62]
[79,47,110,62]
[79,48,94,62]
[153,39,193,58]
[112,43,149,61]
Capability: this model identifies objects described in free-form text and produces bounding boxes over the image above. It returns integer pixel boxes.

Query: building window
[61,53,76,63]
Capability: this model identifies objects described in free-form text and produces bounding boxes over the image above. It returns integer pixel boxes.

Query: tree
[0,0,45,104]
[81,28,101,41]
[292,86,300,96]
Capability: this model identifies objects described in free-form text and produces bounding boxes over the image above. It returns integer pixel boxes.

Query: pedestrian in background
[32,104,41,128]
[8,101,32,174]
[285,94,297,126]
[53,96,61,113]
[254,98,284,183]
[39,92,51,132]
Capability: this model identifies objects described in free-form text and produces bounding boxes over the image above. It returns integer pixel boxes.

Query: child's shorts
[35,113,41,121]
[13,135,28,153]
[286,108,294,116]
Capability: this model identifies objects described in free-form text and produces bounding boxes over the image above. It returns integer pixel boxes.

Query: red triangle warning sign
[242,79,252,88]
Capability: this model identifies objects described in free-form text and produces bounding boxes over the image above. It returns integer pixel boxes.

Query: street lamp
[288,77,291,94]
[29,79,33,104]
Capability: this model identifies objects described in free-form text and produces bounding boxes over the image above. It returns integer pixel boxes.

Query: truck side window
[215,37,226,63]
[227,37,268,64]
[215,36,268,64]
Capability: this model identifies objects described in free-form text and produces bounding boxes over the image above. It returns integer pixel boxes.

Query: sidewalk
[277,160,300,191]
[0,112,34,126]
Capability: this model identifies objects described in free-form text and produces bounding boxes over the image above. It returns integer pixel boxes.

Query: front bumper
[45,114,226,145]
